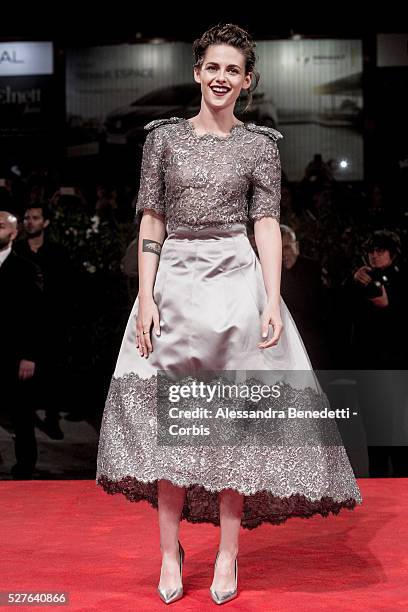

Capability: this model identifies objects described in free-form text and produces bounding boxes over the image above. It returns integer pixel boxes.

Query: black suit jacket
[0,250,43,368]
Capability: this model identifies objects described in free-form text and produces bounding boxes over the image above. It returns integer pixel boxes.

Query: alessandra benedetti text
[168,407,352,420]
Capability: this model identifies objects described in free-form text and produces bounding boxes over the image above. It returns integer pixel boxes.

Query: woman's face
[194,44,252,112]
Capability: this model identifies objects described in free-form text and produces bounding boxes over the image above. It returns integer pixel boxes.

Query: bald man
[0,211,18,263]
[0,210,43,479]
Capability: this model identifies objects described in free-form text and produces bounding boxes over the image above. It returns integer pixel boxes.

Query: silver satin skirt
[96,223,362,529]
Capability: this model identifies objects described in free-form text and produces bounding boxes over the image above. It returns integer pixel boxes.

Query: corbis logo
[0,50,24,65]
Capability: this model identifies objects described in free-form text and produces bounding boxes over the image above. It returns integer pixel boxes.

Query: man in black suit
[14,203,74,439]
[0,210,43,478]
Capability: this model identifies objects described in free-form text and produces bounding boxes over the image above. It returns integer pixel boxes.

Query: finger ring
[143,331,149,335]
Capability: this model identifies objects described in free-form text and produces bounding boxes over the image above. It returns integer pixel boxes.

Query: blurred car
[103,83,279,146]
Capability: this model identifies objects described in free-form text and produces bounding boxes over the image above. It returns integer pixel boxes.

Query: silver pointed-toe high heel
[209,551,238,605]
[157,540,185,604]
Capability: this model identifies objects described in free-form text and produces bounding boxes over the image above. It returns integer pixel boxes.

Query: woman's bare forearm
[254,217,282,306]
[138,210,166,298]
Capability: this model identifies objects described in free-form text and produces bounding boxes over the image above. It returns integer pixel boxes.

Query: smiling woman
[190,48,251,134]
[191,26,258,126]
[96,22,362,605]
[205,64,240,95]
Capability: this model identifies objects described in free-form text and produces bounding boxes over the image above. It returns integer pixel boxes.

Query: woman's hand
[136,294,161,358]
[257,300,283,349]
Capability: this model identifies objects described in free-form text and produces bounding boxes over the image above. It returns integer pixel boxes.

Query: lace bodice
[135,116,283,231]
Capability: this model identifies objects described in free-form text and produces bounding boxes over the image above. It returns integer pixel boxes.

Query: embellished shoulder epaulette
[245,123,283,141]
[144,117,184,131]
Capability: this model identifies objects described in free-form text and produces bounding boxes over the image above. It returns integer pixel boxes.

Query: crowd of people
[1,151,407,479]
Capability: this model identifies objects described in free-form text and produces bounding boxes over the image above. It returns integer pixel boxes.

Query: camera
[363,267,388,299]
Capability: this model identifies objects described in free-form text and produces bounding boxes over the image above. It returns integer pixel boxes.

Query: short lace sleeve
[135,127,166,218]
[249,134,282,223]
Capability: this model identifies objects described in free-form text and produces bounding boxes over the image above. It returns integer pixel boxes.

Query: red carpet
[1,479,407,610]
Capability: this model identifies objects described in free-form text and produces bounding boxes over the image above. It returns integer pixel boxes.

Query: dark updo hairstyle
[192,23,260,113]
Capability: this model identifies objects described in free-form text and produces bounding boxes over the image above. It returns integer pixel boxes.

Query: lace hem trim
[96,474,359,530]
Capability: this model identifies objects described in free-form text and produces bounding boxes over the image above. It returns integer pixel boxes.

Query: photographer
[349,230,408,369]
[345,230,408,477]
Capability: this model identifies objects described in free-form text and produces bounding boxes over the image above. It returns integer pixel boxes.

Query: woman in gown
[96,23,362,604]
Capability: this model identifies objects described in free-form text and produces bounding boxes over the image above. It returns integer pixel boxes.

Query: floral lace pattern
[97,117,363,529]
[96,372,362,529]
[135,117,282,230]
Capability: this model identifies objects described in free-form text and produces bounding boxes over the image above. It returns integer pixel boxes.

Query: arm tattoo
[142,239,162,256]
